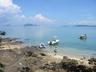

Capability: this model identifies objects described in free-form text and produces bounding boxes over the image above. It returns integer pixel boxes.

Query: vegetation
[0,37,2,45]
[0,63,4,72]
[88,58,96,65]
[18,66,31,72]
[0,69,4,72]
[0,63,5,68]
[59,56,96,72]
[24,51,37,57]
[40,62,63,72]
[0,31,6,36]
[40,56,96,72]
[40,53,46,56]
[0,31,6,47]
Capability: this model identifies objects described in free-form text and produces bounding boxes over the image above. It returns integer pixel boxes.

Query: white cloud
[0,0,96,25]
[0,0,21,15]
[0,0,55,25]
[34,13,54,23]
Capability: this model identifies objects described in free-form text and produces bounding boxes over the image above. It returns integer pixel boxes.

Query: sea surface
[0,25,96,57]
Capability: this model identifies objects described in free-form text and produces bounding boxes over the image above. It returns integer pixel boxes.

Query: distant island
[24,24,39,27]
[74,25,96,27]
[62,25,96,27]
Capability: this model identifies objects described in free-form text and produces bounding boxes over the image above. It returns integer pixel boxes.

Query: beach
[0,37,96,72]
[0,0,96,71]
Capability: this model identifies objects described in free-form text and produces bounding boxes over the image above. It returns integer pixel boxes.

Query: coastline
[47,52,89,66]
[0,37,92,65]
[0,37,96,72]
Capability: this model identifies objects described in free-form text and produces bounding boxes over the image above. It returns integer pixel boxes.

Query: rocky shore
[0,37,96,72]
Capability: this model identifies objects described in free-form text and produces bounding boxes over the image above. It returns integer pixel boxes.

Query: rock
[40,53,46,56]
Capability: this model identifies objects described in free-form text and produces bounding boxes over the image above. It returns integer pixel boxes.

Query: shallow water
[0,25,96,57]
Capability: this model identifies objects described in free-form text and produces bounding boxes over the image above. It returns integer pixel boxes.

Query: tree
[0,63,5,68]
[0,31,6,47]
[0,31,6,36]
[0,31,11,49]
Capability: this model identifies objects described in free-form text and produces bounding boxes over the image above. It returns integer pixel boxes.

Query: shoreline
[47,52,89,66]
[0,37,93,65]
[0,37,96,72]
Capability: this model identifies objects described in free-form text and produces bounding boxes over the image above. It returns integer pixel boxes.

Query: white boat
[48,39,59,45]
[39,43,46,48]
[79,34,87,40]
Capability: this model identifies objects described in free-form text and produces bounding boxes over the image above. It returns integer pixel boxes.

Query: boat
[79,34,87,40]
[39,43,46,48]
[48,39,59,45]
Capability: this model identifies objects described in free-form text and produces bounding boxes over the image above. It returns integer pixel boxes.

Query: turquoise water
[0,25,96,56]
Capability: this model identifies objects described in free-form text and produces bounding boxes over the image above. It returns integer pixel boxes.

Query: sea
[0,25,96,58]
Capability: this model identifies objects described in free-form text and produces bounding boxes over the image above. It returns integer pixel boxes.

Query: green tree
[0,31,6,47]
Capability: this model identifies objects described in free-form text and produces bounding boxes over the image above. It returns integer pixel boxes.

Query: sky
[0,0,96,25]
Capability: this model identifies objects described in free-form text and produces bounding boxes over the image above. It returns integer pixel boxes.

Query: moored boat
[48,39,59,45]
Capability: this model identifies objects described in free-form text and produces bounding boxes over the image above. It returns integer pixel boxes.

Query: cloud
[0,0,55,25]
[0,0,96,25]
[33,13,54,23]
[0,0,21,15]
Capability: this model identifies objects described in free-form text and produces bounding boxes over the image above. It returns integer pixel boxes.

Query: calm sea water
[0,25,96,56]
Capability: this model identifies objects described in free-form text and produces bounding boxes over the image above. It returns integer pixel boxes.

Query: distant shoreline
[62,25,96,27]
[74,25,96,27]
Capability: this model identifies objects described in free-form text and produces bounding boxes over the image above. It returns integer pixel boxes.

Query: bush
[0,69,4,72]
[60,57,96,72]
[24,51,37,57]
[61,57,78,66]
[88,58,96,65]
[60,57,78,72]
[0,63,4,68]
[24,51,33,57]
[40,53,46,56]
[93,66,96,72]
[0,37,2,43]
[0,31,6,36]
[19,66,30,72]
